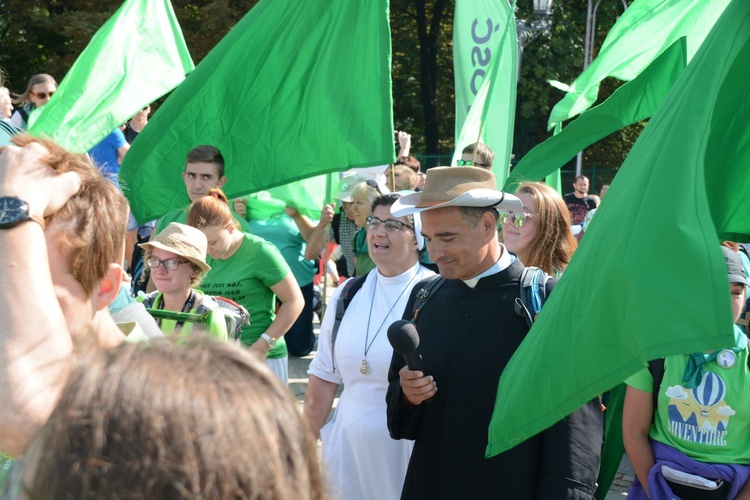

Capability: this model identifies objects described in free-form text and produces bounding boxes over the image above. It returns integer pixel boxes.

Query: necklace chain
[361,269,420,374]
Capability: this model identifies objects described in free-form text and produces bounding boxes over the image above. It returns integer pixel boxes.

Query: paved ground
[289,286,635,498]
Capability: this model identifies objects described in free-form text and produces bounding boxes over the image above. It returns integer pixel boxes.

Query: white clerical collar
[462,244,515,289]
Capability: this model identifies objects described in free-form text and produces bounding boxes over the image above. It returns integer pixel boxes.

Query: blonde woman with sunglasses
[10,73,57,130]
[501,181,577,277]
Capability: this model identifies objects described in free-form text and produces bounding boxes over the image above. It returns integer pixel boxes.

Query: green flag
[548,0,729,130]
[29,0,193,153]
[506,37,686,192]
[453,0,515,142]
[452,0,516,183]
[487,0,750,456]
[121,0,393,224]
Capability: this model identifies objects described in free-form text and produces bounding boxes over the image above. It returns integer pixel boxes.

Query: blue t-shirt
[88,129,127,188]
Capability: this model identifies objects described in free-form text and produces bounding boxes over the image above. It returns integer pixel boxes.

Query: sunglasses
[366,216,413,233]
[365,179,383,195]
[31,91,54,99]
[456,159,489,167]
[498,210,536,228]
[147,257,190,271]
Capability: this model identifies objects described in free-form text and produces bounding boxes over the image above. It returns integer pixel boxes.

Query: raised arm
[0,142,81,456]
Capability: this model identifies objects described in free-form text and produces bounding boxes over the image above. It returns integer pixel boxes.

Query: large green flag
[121,0,393,224]
[548,0,729,130]
[452,0,516,183]
[505,37,686,192]
[487,0,750,456]
[29,0,193,153]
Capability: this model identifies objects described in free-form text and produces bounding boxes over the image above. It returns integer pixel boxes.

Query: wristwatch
[0,196,45,230]
[260,332,277,348]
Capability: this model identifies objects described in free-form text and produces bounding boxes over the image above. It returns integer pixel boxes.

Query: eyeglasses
[498,210,536,228]
[366,216,413,233]
[31,91,54,99]
[456,159,489,167]
[365,179,383,195]
[147,257,190,271]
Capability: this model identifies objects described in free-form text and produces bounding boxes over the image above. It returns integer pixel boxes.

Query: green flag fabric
[453,0,515,143]
[451,0,516,183]
[121,0,393,224]
[29,0,193,153]
[487,0,750,456]
[548,0,730,130]
[505,37,686,192]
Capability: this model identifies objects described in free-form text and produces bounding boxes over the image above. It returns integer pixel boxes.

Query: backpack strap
[17,107,29,126]
[514,267,550,329]
[331,273,368,373]
[412,275,446,322]
[648,358,665,415]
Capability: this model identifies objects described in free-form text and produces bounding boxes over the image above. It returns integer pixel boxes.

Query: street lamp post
[516,0,554,82]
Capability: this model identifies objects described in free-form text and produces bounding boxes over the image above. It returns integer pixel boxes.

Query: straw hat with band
[391,166,523,217]
[139,222,211,273]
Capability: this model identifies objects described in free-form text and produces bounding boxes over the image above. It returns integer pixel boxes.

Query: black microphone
[388,319,423,371]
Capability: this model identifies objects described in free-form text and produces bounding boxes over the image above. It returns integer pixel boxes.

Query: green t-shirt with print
[201,233,291,358]
[625,326,750,464]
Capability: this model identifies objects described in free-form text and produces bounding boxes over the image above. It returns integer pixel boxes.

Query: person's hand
[233,197,247,218]
[399,365,437,405]
[319,204,334,224]
[0,142,81,218]
[285,206,300,218]
[396,130,411,149]
[249,338,271,359]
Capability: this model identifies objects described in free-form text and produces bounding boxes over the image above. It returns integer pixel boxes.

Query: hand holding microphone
[388,320,436,405]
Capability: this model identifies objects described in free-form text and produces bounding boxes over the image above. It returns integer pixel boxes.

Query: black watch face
[0,197,28,226]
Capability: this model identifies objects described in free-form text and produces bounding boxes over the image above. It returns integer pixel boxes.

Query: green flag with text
[121,0,393,224]
[452,0,516,182]
[29,0,193,153]
[548,0,729,130]
[488,0,750,456]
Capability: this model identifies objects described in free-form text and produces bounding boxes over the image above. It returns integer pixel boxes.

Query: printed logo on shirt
[665,372,734,446]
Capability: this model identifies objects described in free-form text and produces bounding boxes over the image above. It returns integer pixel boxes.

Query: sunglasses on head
[365,179,383,195]
[498,209,536,228]
[31,91,54,99]
[456,159,489,167]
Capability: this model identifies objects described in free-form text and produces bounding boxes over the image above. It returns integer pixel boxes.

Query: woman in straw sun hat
[138,222,228,340]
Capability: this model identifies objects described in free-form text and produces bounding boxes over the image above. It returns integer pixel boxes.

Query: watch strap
[260,332,276,347]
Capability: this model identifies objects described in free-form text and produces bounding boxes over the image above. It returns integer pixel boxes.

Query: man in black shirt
[564,175,597,226]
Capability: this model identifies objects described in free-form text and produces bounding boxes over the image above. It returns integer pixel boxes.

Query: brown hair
[514,182,577,275]
[187,188,240,230]
[395,155,421,173]
[8,134,128,296]
[461,142,494,168]
[25,338,326,499]
[12,73,57,105]
[185,145,225,178]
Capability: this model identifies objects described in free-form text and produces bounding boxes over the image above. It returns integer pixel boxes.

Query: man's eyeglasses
[31,91,54,99]
[456,159,489,167]
[498,210,536,228]
[366,216,413,233]
[147,257,190,271]
[365,179,383,195]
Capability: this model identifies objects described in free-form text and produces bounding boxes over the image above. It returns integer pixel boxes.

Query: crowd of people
[1,66,749,500]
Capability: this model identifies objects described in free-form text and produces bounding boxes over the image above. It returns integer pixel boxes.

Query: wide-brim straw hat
[138,222,211,273]
[391,166,523,217]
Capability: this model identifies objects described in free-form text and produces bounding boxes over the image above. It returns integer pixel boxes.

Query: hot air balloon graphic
[692,372,726,417]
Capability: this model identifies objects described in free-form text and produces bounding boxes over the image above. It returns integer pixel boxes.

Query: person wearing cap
[385,166,602,499]
[623,245,750,499]
[138,223,228,340]
[331,174,365,279]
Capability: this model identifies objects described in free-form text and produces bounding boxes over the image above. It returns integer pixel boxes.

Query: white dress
[308,261,434,500]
